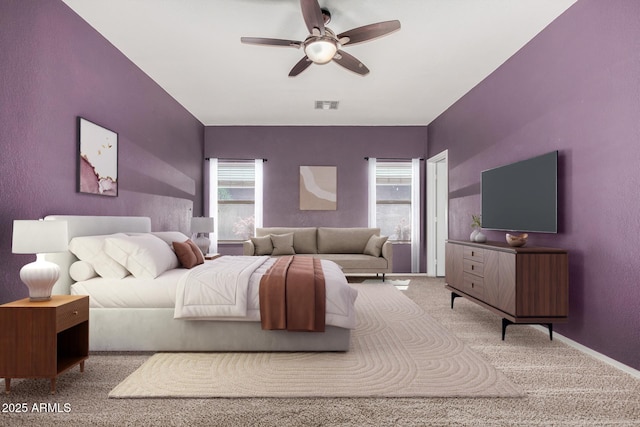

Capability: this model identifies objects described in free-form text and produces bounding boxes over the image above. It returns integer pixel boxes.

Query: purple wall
[0,1,204,304]
[205,126,428,272]
[428,0,640,370]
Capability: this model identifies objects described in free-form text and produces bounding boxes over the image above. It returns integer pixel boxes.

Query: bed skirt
[89,308,351,352]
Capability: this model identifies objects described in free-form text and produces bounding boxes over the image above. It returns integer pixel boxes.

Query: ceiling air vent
[315,100,339,110]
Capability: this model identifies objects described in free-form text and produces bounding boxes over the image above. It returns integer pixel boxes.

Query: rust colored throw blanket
[259,256,326,332]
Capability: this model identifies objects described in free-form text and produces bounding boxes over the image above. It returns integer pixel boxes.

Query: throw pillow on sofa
[363,235,388,257]
[250,235,274,255]
[271,233,296,256]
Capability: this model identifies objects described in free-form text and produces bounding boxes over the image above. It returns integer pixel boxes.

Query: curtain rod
[364,157,424,161]
[205,158,268,162]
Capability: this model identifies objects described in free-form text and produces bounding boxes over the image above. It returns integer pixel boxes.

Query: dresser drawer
[463,259,484,276]
[463,246,484,262]
[463,273,484,299]
[56,297,89,332]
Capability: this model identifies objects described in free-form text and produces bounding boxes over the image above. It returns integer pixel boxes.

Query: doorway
[426,150,448,277]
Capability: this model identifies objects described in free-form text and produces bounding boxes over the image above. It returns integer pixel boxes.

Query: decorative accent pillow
[270,233,296,256]
[172,240,204,269]
[363,235,389,257]
[250,235,274,255]
[69,261,98,282]
[186,239,205,264]
[68,233,130,279]
[104,234,179,279]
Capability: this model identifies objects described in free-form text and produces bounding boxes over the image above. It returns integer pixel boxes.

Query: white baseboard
[530,325,640,379]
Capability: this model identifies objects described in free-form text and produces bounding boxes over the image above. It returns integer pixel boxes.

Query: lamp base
[19,254,60,301]
[193,235,211,256]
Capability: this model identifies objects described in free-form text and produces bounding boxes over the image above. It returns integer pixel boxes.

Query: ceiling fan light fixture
[304,38,338,64]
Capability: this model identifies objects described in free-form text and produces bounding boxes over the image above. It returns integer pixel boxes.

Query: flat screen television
[481,150,558,233]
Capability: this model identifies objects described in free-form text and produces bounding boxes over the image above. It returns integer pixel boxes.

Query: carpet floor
[108,283,521,398]
[1,276,639,426]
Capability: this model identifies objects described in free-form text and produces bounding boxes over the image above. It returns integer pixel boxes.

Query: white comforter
[174,256,358,329]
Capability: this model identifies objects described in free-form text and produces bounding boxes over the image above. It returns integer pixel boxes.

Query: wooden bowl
[506,233,528,247]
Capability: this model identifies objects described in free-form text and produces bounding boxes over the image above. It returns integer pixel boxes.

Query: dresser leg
[502,319,554,340]
[502,318,511,340]
[4,378,10,394]
[450,292,462,309]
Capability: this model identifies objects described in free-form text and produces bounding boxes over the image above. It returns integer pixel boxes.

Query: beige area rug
[109,283,523,398]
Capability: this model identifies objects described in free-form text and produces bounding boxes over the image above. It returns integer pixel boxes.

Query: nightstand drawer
[56,297,89,332]
[463,246,484,262]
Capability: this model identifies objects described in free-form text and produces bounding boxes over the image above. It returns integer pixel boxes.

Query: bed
[43,215,357,352]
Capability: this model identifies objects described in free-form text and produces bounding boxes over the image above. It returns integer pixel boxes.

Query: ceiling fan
[240,0,401,77]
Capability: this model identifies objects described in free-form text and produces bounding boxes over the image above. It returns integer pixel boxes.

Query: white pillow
[104,234,179,279]
[68,233,130,279]
[151,231,191,250]
[69,261,98,282]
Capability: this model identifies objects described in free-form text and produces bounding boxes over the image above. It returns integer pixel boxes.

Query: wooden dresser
[445,240,568,339]
[0,295,89,394]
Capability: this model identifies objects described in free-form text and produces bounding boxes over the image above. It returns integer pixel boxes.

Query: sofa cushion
[250,235,273,255]
[271,233,296,256]
[317,228,380,254]
[363,235,389,257]
[256,227,317,254]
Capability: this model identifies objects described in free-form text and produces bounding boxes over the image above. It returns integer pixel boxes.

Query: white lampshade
[12,220,69,254]
[190,217,214,233]
[305,39,338,64]
[12,219,68,301]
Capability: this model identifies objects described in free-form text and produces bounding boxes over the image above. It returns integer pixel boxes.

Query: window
[369,158,421,272]
[210,160,263,242]
[374,161,413,242]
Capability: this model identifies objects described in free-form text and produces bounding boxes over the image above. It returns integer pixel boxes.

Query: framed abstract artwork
[299,166,337,210]
[78,117,118,196]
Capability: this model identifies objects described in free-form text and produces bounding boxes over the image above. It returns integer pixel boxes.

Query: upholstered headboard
[43,215,152,295]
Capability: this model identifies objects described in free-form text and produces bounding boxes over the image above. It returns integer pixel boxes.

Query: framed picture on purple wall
[77,117,118,197]
[300,166,337,210]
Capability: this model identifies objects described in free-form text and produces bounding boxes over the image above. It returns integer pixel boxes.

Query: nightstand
[204,253,222,260]
[0,295,89,394]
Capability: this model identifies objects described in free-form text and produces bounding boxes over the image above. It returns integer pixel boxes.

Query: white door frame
[426,150,448,277]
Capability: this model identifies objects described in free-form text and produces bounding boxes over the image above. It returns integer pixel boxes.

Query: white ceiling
[62,0,577,126]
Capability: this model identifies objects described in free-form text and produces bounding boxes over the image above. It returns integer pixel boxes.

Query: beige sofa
[243,227,393,281]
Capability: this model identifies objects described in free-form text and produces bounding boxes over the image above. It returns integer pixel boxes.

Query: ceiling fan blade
[300,0,325,35]
[241,37,302,48]
[289,56,313,77]
[332,50,369,76]
[337,20,401,46]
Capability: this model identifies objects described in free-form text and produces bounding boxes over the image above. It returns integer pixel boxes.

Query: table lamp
[190,217,214,255]
[12,219,69,301]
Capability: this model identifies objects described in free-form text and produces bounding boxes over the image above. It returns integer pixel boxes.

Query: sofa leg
[382,273,385,282]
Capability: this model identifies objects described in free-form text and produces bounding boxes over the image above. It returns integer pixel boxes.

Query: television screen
[481,151,558,233]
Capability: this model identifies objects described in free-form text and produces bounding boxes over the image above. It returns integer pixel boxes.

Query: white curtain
[207,158,219,253]
[254,159,264,231]
[411,158,421,273]
[367,157,377,227]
